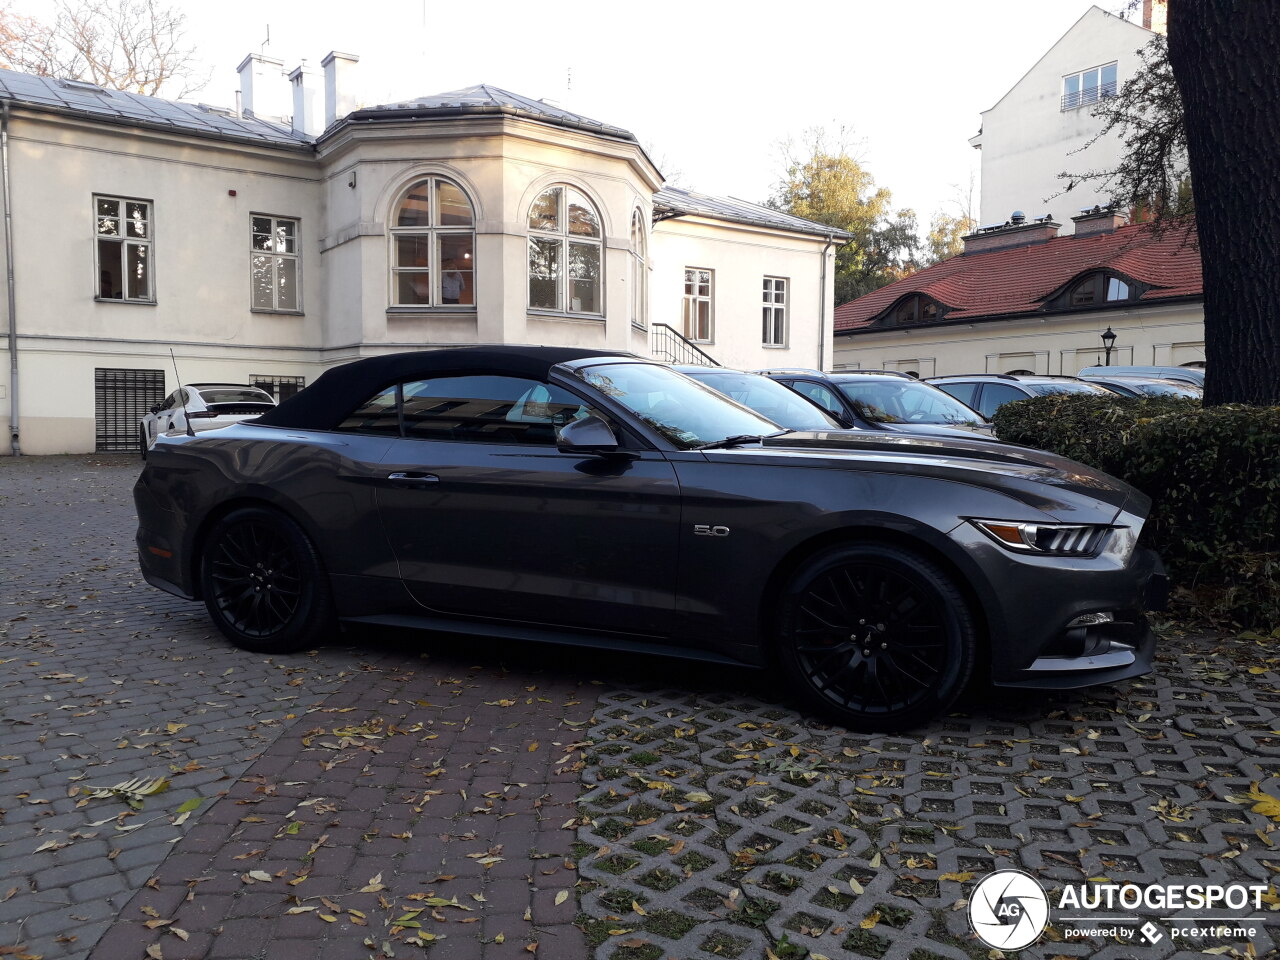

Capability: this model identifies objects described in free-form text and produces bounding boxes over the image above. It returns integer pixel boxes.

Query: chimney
[1142,0,1167,34]
[1072,206,1128,237]
[236,53,289,121]
[962,212,1061,255]
[321,51,359,129]
[289,62,323,137]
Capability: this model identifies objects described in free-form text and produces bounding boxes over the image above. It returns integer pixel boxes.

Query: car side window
[159,392,178,412]
[401,375,591,445]
[938,381,978,407]
[336,385,401,435]
[792,381,845,418]
[977,383,1027,419]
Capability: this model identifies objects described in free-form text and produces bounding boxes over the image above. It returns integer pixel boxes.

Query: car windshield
[684,371,842,431]
[1025,381,1114,397]
[834,379,987,426]
[1130,380,1202,398]
[199,388,274,405]
[575,363,783,449]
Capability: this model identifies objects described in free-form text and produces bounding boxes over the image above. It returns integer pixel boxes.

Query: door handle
[387,472,440,486]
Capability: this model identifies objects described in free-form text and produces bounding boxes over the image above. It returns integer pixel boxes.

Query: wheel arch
[758,524,992,666]
[187,492,326,601]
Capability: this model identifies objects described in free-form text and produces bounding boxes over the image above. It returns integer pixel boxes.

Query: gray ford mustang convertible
[135,346,1166,731]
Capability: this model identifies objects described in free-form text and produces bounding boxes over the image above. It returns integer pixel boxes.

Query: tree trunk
[1167,1,1280,405]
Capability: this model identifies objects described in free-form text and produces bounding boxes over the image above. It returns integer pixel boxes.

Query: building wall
[831,300,1204,377]
[1,110,322,454]
[973,7,1154,231]
[651,217,834,371]
[1,106,834,454]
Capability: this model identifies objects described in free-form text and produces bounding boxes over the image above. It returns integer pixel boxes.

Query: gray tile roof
[654,186,852,240]
[349,84,635,140]
[0,67,310,149]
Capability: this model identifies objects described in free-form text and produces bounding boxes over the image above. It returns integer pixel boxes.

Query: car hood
[746,430,1146,519]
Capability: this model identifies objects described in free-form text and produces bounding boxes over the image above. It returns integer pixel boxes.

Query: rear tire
[199,506,334,654]
[777,543,976,732]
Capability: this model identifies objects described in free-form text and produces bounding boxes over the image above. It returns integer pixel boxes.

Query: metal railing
[650,323,721,366]
[1061,80,1118,111]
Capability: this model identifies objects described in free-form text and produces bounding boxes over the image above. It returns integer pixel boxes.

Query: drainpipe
[817,234,837,371]
[2,100,19,455]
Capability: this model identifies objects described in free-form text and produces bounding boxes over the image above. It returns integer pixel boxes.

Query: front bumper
[951,514,1166,689]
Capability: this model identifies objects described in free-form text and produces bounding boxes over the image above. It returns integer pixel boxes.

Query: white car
[140,383,277,456]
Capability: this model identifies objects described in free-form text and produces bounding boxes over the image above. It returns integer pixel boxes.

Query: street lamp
[1101,326,1117,366]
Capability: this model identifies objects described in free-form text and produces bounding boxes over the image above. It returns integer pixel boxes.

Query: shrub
[993,394,1280,624]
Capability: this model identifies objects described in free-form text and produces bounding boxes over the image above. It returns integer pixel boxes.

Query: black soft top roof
[254,345,635,430]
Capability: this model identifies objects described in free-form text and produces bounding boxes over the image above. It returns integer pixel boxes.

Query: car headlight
[969,519,1112,557]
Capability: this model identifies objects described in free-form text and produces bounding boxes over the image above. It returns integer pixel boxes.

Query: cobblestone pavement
[1,456,600,960]
[5,455,1280,960]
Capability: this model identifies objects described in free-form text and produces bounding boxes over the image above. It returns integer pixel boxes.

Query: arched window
[629,210,647,328]
[390,177,475,307]
[891,295,942,325]
[1059,272,1138,309]
[528,185,602,315]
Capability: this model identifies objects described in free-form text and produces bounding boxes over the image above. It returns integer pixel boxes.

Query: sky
[20,0,1136,230]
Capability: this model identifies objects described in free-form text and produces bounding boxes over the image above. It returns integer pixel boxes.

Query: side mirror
[149,404,161,414]
[557,415,619,454]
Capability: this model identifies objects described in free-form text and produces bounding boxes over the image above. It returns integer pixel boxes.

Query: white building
[969,3,1164,231]
[0,56,846,455]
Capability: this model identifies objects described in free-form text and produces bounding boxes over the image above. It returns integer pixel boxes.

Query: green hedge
[992,394,1280,625]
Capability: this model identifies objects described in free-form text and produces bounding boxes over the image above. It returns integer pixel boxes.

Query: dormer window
[1049,272,1143,311]
[890,295,943,325]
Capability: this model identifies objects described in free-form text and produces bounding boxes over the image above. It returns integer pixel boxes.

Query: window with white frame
[1062,62,1118,110]
[682,268,713,342]
[762,277,787,346]
[390,177,475,307]
[251,215,300,311]
[528,185,602,315]
[629,210,647,328]
[95,195,152,301]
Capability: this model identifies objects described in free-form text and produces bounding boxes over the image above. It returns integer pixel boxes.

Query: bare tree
[0,0,207,98]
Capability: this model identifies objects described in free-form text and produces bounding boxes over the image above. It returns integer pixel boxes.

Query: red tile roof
[834,222,1202,333]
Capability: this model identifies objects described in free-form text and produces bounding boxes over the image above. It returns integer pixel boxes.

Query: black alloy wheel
[778,543,976,732]
[200,506,333,653]
[139,427,148,460]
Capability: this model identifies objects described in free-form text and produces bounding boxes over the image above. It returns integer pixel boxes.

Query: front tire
[777,543,976,732]
[199,506,334,654]
[139,427,148,460]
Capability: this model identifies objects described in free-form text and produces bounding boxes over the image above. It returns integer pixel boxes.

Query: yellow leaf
[860,910,881,930]
[555,890,570,906]
[939,872,975,882]
[1245,782,1280,821]
[286,906,316,915]
[165,723,187,735]
[494,933,505,944]
[319,914,337,922]
[145,945,164,960]
[632,900,646,915]
[528,741,539,752]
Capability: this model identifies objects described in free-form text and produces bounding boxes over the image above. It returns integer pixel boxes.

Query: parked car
[1079,375,1203,399]
[927,374,1115,420]
[140,383,277,457]
[673,365,845,432]
[135,346,1165,731]
[759,368,995,438]
[1077,364,1205,387]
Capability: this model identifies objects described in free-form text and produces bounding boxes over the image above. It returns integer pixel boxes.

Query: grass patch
[642,909,700,939]
[635,868,681,892]
[628,751,661,765]
[598,888,647,914]
[876,903,913,928]
[576,914,615,948]
[842,927,892,958]
[675,850,715,873]
[727,897,778,929]
[596,854,641,876]
[631,838,668,856]
[900,826,935,843]
[698,930,750,957]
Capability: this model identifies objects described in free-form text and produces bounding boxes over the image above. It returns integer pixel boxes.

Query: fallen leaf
[555,890,569,906]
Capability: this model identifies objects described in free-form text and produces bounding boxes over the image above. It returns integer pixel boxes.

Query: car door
[973,382,1030,419]
[785,379,855,425]
[372,374,682,638]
